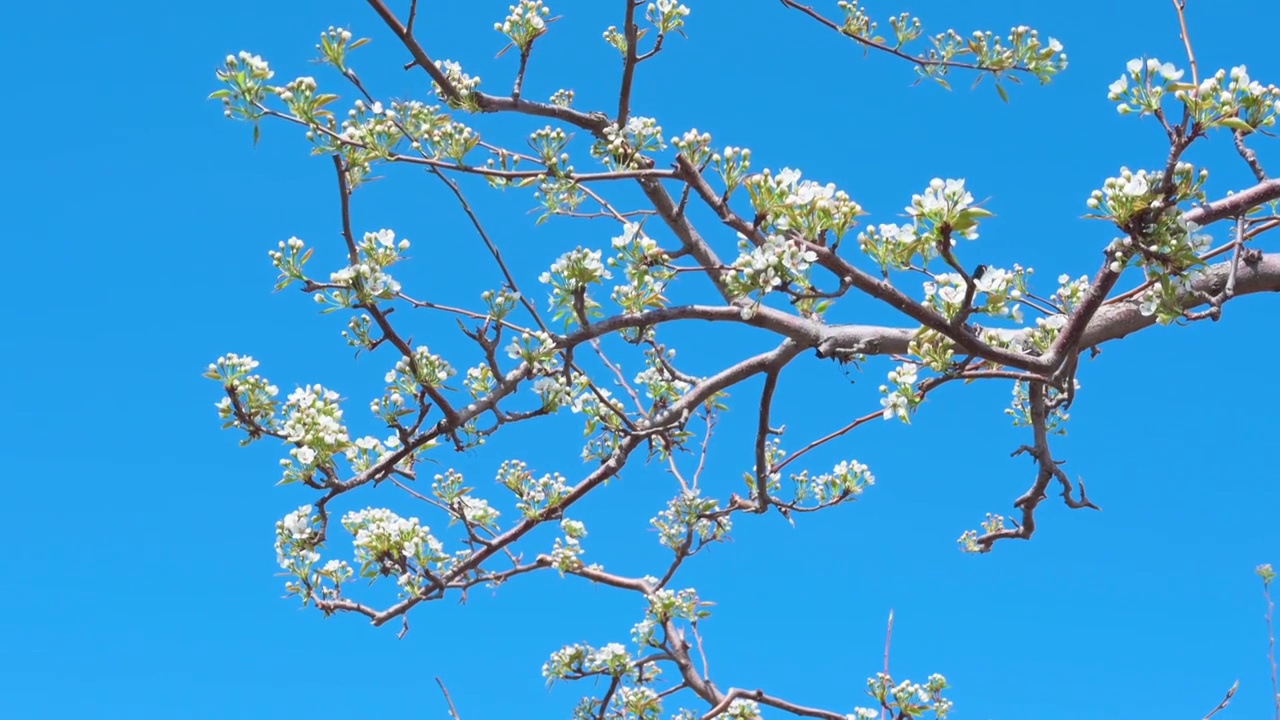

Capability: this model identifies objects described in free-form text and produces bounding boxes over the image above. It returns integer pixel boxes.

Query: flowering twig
[1200,681,1237,720]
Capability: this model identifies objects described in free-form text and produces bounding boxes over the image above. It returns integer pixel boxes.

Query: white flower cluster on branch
[205,1,1280,718]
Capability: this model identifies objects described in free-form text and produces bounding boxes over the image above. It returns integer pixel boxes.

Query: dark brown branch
[971,382,1099,552]
[617,0,640,127]
[1233,130,1267,182]
[752,369,782,509]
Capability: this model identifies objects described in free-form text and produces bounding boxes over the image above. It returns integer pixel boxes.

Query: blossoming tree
[206,1,1280,717]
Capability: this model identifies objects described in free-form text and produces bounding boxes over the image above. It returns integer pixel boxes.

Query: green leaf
[933,77,952,91]
[1218,116,1253,132]
[348,37,371,50]
[252,123,261,146]
[996,82,1009,103]
[208,89,231,100]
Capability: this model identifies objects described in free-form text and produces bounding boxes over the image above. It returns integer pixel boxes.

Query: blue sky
[6,0,1280,718]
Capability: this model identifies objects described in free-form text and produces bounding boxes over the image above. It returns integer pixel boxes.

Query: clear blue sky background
[5,1,1280,718]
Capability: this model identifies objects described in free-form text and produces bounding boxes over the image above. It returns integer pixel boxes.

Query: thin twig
[436,677,462,720]
[880,609,894,720]
[1170,0,1199,88]
[1200,680,1237,720]
[1265,576,1279,720]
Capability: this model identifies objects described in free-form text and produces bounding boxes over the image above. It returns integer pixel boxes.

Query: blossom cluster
[342,434,402,474]
[543,641,636,683]
[670,127,713,167]
[315,26,366,73]
[601,2,689,56]
[1107,57,1185,116]
[651,490,730,552]
[791,459,876,505]
[505,330,560,374]
[858,222,924,274]
[481,287,522,323]
[335,100,407,164]
[496,460,570,519]
[533,172,587,218]
[385,345,456,396]
[908,328,955,372]
[591,116,665,170]
[864,672,953,719]
[274,76,332,128]
[576,388,630,462]
[957,513,1008,553]
[432,59,482,110]
[646,586,705,624]
[645,0,690,35]
[529,125,572,176]
[273,505,356,606]
[279,384,350,481]
[745,167,863,245]
[394,100,457,154]
[835,2,924,53]
[724,233,819,315]
[608,223,674,320]
[631,346,691,404]
[909,178,985,240]
[1086,164,1207,226]
[495,1,551,51]
[310,229,411,310]
[432,469,502,530]
[540,247,612,325]
[1004,378,1077,435]
[1135,264,1206,324]
[531,373,583,413]
[275,504,320,572]
[1110,59,1280,133]
[549,518,588,572]
[1023,313,1067,355]
[206,354,280,437]
[921,266,1026,322]
[722,700,763,719]
[267,236,312,291]
[1087,166,1213,324]
[211,51,274,123]
[858,178,989,275]
[918,26,1067,89]
[1053,273,1091,313]
[342,507,448,596]
[711,146,752,193]
[879,362,920,423]
[745,438,786,499]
